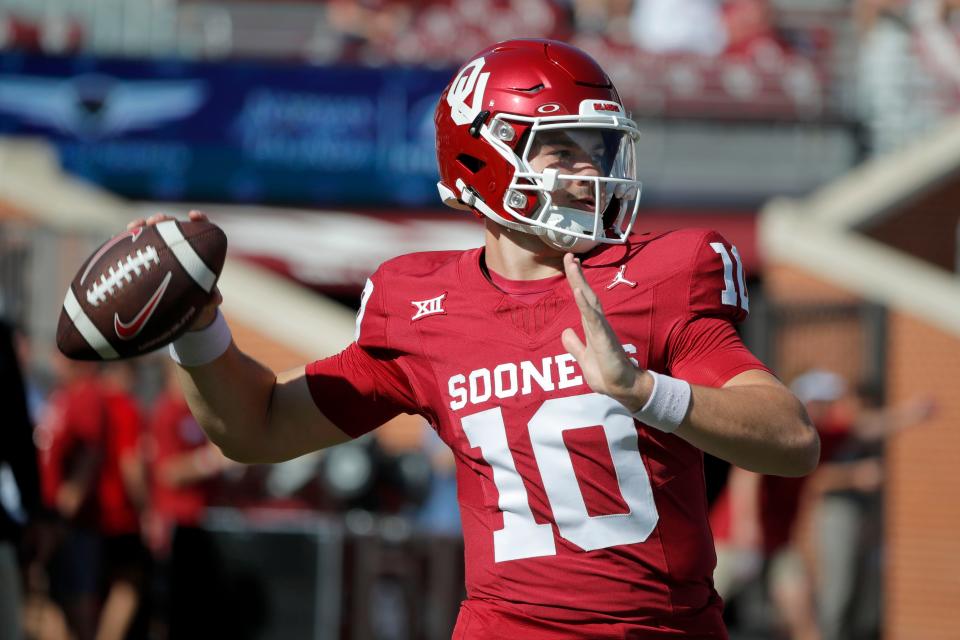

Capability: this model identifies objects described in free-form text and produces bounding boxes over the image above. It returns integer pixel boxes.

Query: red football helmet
[435,39,642,253]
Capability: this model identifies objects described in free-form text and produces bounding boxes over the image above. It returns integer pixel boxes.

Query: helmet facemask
[484,112,643,253]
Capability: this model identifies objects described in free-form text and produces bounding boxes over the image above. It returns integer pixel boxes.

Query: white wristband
[168,309,232,367]
[632,371,691,433]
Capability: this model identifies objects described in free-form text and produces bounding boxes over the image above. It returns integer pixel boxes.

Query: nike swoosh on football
[80,226,144,285]
[114,271,172,340]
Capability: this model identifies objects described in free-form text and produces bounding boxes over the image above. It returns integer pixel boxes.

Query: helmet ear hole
[457,154,486,174]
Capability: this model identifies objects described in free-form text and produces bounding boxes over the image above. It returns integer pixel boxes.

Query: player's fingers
[573,288,609,338]
[188,210,208,221]
[126,218,146,231]
[567,255,601,309]
[574,288,625,356]
[189,296,222,331]
[572,287,595,322]
[145,212,174,226]
[571,288,596,334]
[563,254,589,300]
[561,327,587,362]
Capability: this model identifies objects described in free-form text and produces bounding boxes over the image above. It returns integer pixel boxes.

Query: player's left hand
[561,253,651,412]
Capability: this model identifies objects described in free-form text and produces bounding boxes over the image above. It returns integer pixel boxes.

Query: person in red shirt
[712,369,935,639]
[98,363,145,540]
[146,362,236,640]
[38,359,104,528]
[131,39,819,638]
[722,0,789,62]
[801,373,935,640]
[35,356,107,640]
[36,358,153,640]
[97,361,150,640]
[711,370,855,640]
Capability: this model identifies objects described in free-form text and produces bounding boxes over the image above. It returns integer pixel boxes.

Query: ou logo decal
[448,57,490,126]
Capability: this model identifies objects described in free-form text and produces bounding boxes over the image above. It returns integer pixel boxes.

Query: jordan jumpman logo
[606,265,637,290]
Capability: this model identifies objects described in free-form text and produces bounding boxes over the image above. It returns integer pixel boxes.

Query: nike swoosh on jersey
[114,271,172,340]
[80,226,144,285]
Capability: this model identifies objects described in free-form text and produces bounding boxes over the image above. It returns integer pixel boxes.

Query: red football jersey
[307,229,767,636]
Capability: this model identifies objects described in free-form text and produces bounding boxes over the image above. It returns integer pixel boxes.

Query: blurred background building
[0,0,957,638]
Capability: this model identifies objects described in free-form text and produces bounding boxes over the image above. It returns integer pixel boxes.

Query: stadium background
[0,0,957,638]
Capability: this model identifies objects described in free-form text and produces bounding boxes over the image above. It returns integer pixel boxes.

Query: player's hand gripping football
[126,210,223,331]
[561,253,650,412]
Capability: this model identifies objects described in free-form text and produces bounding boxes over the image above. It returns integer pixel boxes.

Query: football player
[133,39,819,639]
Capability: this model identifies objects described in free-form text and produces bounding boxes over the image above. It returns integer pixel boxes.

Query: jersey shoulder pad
[685,228,751,322]
[355,249,468,350]
[622,228,716,279]
[628,228,750,322]
[376,249,466,280]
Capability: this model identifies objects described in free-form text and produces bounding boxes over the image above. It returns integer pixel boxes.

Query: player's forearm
[173,344,278,463]
[174,344,348,463]
[674,383,819,477]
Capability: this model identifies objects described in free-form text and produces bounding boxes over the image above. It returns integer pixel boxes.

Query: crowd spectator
[713,461,821,640]
[570,0,634,44]
[145,361,237,640]
[853,0,960,153]
[12,328,46,425]
[325,0,415,65]
[35,357,108,640]
[802,374,936,640]
[629,0,728,56]
[321,0,569,66]
[722,0,787,63]
[0,319,42,640]
[712,369,936,639]
[28,356,160,640]
[96,362,150,640]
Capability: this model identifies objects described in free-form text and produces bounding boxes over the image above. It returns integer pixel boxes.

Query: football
[57,219,227,361]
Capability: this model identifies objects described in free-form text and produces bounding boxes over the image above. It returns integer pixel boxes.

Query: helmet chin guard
[539,209,601,254]
[435,40,643,252]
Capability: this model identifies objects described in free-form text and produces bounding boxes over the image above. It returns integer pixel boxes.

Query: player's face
[528,129,608,213]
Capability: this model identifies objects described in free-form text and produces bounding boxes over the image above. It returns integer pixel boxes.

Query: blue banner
[0,54,451,206]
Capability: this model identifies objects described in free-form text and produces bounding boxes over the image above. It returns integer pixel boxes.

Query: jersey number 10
[461,393,660,563]
[711,242,750,312]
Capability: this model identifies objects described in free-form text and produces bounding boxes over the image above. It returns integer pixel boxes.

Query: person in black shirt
[0,319,42,640]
